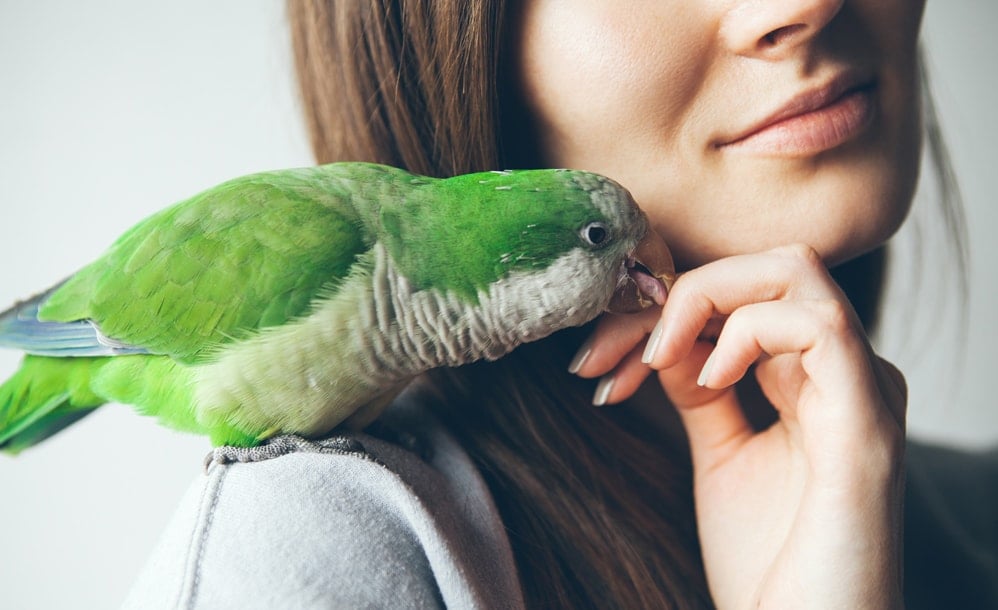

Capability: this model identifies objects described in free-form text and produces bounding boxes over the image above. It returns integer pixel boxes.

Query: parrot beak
[606,227,676,314]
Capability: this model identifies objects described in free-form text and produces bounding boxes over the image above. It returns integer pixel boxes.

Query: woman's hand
[572,244,907,609]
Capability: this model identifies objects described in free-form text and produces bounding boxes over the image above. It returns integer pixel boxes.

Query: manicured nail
[592,375,615,406]
[568,334,595,374]
[697,349,718,388]
[641,318,665,364]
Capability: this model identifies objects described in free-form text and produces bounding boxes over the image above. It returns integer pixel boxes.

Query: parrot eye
[581,222,610,247]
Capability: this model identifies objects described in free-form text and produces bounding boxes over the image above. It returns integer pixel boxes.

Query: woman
[125,1,997,608]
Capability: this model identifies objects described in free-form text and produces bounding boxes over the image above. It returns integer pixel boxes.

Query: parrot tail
[0,284,147,357]
[0,356,106,454]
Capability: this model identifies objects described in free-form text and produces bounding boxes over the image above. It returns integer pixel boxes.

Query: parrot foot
[203,434,373,472]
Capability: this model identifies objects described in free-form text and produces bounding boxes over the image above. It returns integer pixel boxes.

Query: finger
[699,299,870,397]
[568,307,661,378]
[873,357,908,426]
[675,390,753,471]
[754,353,807,418]
[699,298,905,468]
[659,341,753,470]
[646,244,853,369]
[591,344,654,406]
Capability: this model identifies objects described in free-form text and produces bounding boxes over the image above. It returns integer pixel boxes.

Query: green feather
[1,162,644,451]
[38,168,378,361]
[380,170,606,300]
[0,356,103,451]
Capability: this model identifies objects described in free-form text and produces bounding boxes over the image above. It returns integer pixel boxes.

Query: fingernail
[592,375,615,406]
[568,334,595,374]
[697,349,718,388]
[641,318,665,364]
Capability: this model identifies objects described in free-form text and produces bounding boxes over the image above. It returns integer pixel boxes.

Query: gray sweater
[123,398,998,609]
[123,398,524,609]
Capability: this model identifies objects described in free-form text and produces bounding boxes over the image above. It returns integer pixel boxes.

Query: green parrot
[0,162,674,451]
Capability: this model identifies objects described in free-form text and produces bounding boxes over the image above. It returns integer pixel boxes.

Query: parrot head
[384,167,675,352]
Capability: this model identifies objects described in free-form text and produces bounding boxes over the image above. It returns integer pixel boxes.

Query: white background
[0,2,995,608]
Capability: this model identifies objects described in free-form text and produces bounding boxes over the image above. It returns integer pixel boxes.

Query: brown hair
[289,2,710,606]
[286,2,963,607]
[289,1,503,176]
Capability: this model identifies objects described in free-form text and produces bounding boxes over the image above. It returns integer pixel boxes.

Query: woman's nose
[719,0,845,59]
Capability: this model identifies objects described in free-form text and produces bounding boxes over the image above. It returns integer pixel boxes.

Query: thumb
[659,341,753,470]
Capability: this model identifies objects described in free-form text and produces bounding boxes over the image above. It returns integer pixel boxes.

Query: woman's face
[516,0,925,270]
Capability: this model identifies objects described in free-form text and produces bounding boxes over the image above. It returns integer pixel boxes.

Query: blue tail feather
[0,283,147,357]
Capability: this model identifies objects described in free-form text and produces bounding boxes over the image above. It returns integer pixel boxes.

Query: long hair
[286,2,964,607]
[288,0,502,176]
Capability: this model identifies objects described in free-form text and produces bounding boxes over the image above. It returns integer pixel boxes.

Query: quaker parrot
[0,162,674,451]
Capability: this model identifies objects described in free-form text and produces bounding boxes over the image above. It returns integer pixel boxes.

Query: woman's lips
[717,79,877,157]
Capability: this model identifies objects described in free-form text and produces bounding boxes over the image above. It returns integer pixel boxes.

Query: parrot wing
[0,283,148,357]
[10,169,371,363]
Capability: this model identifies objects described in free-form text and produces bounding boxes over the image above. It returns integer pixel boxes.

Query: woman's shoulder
[123,394,524,610]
